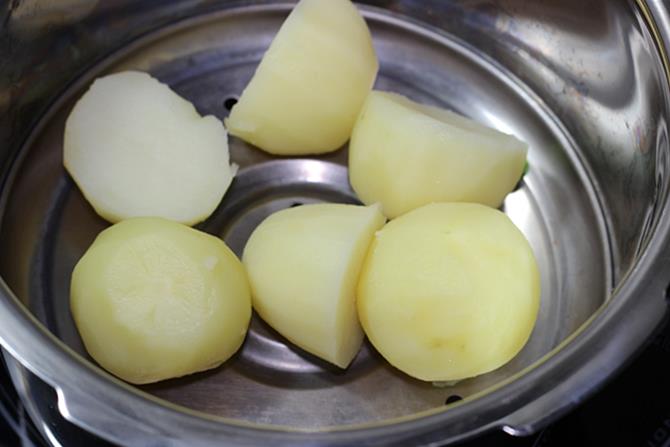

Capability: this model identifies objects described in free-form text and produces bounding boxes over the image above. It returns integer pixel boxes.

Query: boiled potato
[358,203,540,381]
[64,71,237,225]
[349,91,528,218]
[225,0,378,155]
[70,218,251,384]
[243,204,385,368]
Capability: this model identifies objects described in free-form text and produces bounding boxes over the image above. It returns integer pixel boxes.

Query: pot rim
[1,2,669,445]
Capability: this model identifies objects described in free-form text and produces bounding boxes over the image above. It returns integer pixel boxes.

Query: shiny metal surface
[0,1,669,446]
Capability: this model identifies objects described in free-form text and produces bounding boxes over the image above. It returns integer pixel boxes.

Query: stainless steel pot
[1,1,670,445]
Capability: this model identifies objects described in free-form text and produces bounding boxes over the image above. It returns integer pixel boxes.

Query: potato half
[357,203,540,381]
[225,0,378,155]
[71,217,251,384]
[349,91,528,218]
[64,71,236,225]
[243,203,385,368]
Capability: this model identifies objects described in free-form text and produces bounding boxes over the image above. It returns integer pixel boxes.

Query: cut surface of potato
[64,71,236,225]
[225,0,378,155]
[349,91,528,218]
[243,203,385,368]
[70,217,251,384]
[357,203,540,381]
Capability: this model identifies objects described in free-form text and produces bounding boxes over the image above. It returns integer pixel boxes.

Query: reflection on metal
[637,1,670,88]
[8,0,98,37]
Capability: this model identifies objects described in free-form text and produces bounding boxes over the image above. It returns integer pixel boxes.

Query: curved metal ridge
[637,1,670,87]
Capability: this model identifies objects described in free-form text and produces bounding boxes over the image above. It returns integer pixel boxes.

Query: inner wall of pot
[0,2,665,428]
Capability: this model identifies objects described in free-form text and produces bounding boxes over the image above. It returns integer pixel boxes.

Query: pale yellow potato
[225,0,378,155]
[349,91,528,218]
[64,71,237,226]
[71,218,251,384]
[358,203,540,381]
[243,204,385,368]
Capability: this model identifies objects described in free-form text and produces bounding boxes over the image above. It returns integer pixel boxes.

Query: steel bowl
[1,1,670,445]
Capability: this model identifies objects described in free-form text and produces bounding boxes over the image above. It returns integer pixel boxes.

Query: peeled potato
[358,203,540,381]
[64,71,237,225]
[243,204,385,368]
[70,217,251,384]
[349,91,528,218]
[225,0,378,155]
